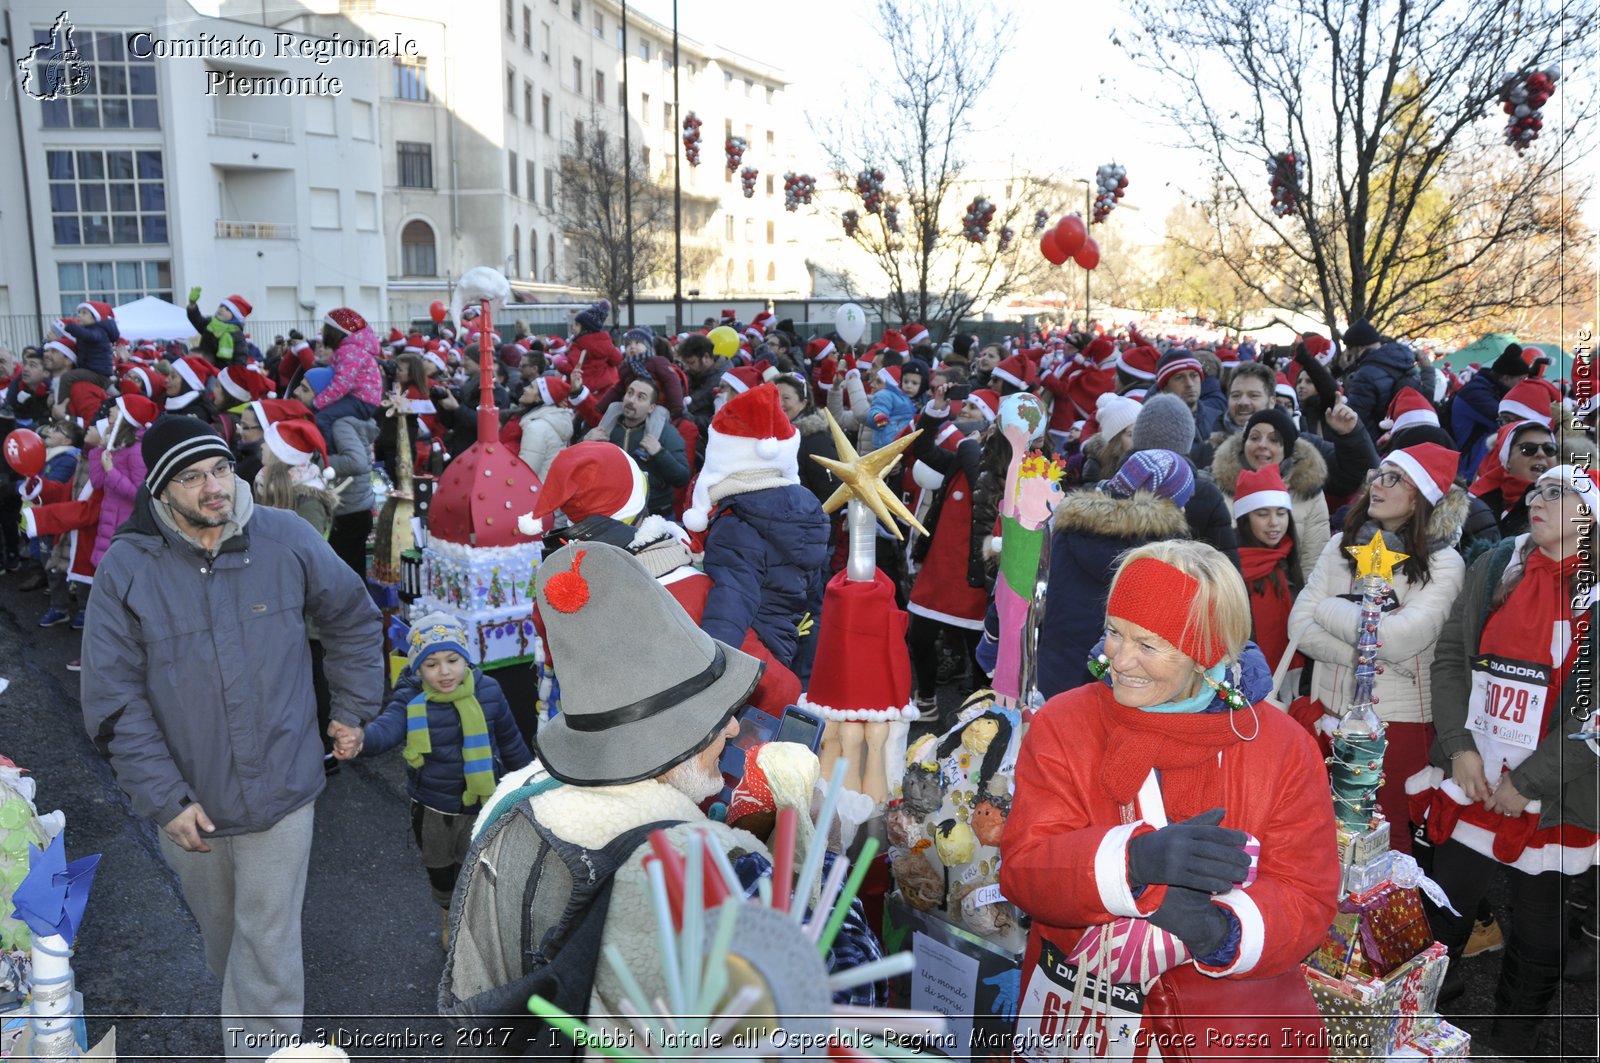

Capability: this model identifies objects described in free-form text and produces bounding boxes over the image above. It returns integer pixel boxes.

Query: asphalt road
[2,575,1595,1061]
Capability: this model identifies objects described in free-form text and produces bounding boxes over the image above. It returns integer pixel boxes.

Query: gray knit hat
[1129,393,1196,456]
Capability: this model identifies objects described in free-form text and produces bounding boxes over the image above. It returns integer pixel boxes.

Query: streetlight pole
[622,0,635,328]
[671,0,683,335]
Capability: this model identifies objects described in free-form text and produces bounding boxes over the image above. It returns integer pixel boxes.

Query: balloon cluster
[843,209,861,238]
[856,168,886,213]
[740,166,759,199]
[884,202,901,234]
[682,112,703,166]
[724,135,747,173]
[1033,208,1050,235]
[1040,214,1098,270]
[998,226,1015,252]
[782,172,816,212]
[1092,163,1127,223]
[1267,151,1303,217]
[962,196,996,243]
[1500,66,1560,153]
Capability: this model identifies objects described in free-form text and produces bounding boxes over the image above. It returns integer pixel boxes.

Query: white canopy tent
[111,296,197,343]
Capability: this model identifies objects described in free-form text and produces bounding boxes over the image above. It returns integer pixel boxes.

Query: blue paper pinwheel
[11,834,100,940]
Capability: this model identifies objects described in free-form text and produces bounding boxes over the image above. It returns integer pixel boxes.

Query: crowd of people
[0,292,1595,1059]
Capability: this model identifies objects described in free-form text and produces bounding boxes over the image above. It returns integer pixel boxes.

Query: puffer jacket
[867,383,917,448]
[516,402,575,480]
[1287,486,1470,725]
[1429,535,1597,832]
[80,485,382,835]
[363,668,532,813]
[326,415,379,516]
[700,482,830,682]
[568,331,624,397]
[1343,343,1421,440]
[313,326,385,411]
[1212,435,1332,578]
[1448,372,1507,479]
[84,436,146,567]
[792,408,839,505]
[1038,489,1192,698]
[62,318,119,377]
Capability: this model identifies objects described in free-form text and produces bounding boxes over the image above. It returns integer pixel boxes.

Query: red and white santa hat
[44,333,78,364]
[683,383,800,532]
[265,419,332,478]
[529,441,648,526]
[76,300,115,322]
[323,307,366,336]
[1535,464,1600,508]
[249,397,312,431]
[533,375,584,408]
[218,364,275,405]
[991,352,1036,391]
[1498,377,1561,426]
[115,393,160,430]
[1380,387,1439,434]
[173,354,217,393]
[1116,345,1160,381]
[218,294,252,321]
[880,329,909,355]
[121,366,166,400]
[876,365,902,390]
[1232,465,1293,518]
[721,359,779,395]
[1384,442,1459,505]
[545,335,568,354]
[964,388,1001,423]
[750,310,774,335]
[812,358,838,393]
[1083,335,1117,367]
[805,337,836,363]
[903,322,930,349]
[422,345,450,377]
[66,381,107,427]
[1275,372,1299,406]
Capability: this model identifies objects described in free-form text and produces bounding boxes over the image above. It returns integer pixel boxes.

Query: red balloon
[3,428,45,478]
[1054,214,1086,256]
[1040,230,1068,265]
[1074,237,1101,271]
[429,300,448,324]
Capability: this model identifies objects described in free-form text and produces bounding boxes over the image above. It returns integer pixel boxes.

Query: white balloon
[1515,104,1530,117]
[1545,65,1561,81]
[835,302,868,346]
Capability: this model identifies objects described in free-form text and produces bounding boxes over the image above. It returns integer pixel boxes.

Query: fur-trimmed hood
[793,408,830,438]
[1426,483,1472,549]
[1052,487,1192,541]
[1212,433,1328,499]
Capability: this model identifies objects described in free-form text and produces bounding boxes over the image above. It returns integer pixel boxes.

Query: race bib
[1016,935,1159,1063]
[1467,655,1549,753]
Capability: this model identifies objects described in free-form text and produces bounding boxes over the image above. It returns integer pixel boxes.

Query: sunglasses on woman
[1517,442,1559,458]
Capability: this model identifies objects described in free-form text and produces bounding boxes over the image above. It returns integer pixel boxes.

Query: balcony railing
[215,220,296,240]
[209,117,291,143]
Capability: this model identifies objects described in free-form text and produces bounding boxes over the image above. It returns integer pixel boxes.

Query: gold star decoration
[1345,531,1410,581]
[811,409,928,541]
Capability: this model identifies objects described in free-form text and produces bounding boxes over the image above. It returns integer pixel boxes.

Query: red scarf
[1470,424,1531,509]
[1097,688,1249,815]
[1239,538,1293,583]
[1481,548,1585,727]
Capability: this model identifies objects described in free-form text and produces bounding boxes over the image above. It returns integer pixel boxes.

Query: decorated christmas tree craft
[1329,532,1407,831]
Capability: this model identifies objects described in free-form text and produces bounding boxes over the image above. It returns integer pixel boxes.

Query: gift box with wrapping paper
[1302,942,1447,1062]
[1337,820,1391,868]
[1309,882,1432,978]
[1390,1016,1470,1060]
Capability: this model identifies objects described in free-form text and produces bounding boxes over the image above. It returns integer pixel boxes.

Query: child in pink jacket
[312,307,384,438]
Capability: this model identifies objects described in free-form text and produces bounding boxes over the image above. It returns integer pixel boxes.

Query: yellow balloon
[708,325,741,358]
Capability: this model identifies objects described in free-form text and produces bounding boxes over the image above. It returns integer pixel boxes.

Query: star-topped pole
[1345,531,1409,582]
[812,410,928,541]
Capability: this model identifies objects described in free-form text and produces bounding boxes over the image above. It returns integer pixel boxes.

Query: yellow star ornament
[1345,531,1409,581]
[812,409,928,541]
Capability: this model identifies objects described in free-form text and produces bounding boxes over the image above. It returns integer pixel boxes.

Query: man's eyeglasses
[1366,470,1405,489]
[1517,442,1559,458]
[170,460,236,489]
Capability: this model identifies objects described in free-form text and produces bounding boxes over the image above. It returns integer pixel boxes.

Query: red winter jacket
[567,331,623,398]
[24,479,102,584]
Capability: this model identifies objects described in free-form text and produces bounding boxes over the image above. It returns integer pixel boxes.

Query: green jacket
[1429,535,1597,833]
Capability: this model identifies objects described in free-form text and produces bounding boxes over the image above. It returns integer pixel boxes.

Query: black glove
[1147,885,1233,958]
[1126,808,1251,894]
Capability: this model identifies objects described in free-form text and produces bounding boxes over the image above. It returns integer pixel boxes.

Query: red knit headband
[1106,557,1222,666]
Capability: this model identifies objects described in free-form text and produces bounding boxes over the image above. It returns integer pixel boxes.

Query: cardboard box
[1303,941,1448,1062]
[883,893,1022,1062]
[1389,1016,1469,1060]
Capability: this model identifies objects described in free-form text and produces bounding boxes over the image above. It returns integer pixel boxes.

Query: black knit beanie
[142,416,232,497]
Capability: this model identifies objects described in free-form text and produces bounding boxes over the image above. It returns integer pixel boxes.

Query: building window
[527,160,537,201]
[766,86,775,105]
[531,229,539,279]
[397,142,434,188]
[57,260,171,314]
[39,30,158,129]
[765,173,774,196]
[574,119,584,146]
[663,101,672,130]
[595,70,605,101]
[642,146,651,169]
[571,0,580,23]
[639,38,650,59]
[523,6,532,49]
[573,58,583,93]
[512,225,522,275]
[724,70,733,88]
[47,149,167,246]
[393,57,429,101]
[724,117,732,138]
[542,22,552,63]
[747,260,755,285]
[745,78,753,98]
[617,81,625,110]
[509,151,519,196]
[687,61,696,77]
[547,233,557,281]
[593,11,603,37]
[401,219,437,276]
[744,218,754,242]
[766,130,774,151]
[616,25,623,49]
[767,262,776,283]
[542,92,552,132]
[641,91,650,116]
[507,1,515,33]
[524,80,534,123]
[766,221,774,244]
[544,169,555,209]
[506,67,517,112]
[725,215,734,241]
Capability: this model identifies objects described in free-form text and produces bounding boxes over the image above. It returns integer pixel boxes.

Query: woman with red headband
[1002,540,1339,1060]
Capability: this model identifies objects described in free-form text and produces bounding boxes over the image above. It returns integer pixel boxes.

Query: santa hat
[545,335,568,355]
[66,381,107,426]
[813,358,838,393]
[1232,465,1293,518]
[720,360,778,395]
[1535,464,1600,508]
[1154,355,1203,391]
[902,322,930,349]
[683,384,800,532]
[386,327,406,346]
[1116,345,1160,381]
[991,353,1037,391]
[1274,372,1299,406]
[44,334,77,364]
[719,308,738,325]
[964,388,1001,423]
[880,329,909,355]
[1083,335,1117,366]
[1380,387,1439,434]
[173,355,216,393]
[121,366,166,399]
[1495,419,1549,467]
[402,333,426,355]
[1095,391,1142,442]
[264,419,332,477]
[218,364,275,405]
[249,397,312,430]
[1213,345,1239,364]
[76,300,114,322]
[422,346,450,376]
[461,304,481,321]
[876,365,902,390]
[750,310,774,334]
[533,375,584,407]
[531,441,648,524]
[114,393,160,430]
[218,294,252,321]
[1300,334,1333,364]
[1385,442,1458,505]
[323,307,366,335]
[1498,377,1560,426]
[805,337,836,363]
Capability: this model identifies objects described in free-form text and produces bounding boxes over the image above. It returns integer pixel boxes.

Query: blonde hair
[1108,539,1251,666]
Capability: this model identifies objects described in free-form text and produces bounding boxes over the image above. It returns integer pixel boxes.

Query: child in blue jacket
[868,363,918,447]
[362,613,532,943]
[60,301,118,380]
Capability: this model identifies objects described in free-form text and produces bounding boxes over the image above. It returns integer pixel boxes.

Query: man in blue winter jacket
[1449,343,1533,479]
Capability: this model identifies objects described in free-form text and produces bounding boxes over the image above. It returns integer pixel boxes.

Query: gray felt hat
[534,541,763,786]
